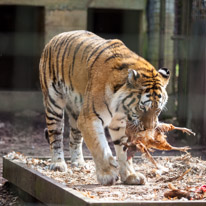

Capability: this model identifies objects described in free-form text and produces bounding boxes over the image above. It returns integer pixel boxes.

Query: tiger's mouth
[127,109,159,131]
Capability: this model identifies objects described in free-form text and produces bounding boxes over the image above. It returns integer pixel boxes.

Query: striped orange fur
[39,30,170,185]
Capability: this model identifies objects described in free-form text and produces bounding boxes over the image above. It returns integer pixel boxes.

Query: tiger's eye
[145,88,150,93]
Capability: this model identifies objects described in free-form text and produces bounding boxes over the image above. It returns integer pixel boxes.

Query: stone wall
[0,0,146,43]
[0,0,146,112]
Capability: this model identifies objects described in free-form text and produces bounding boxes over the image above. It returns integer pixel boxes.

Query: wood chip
[5,152,206,201]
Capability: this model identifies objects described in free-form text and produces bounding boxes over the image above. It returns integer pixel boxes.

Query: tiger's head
[112,67,170,130]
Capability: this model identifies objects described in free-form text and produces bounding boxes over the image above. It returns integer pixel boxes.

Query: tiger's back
[39,30,170,186]
[39,30,154,107]
[40,31,121,96]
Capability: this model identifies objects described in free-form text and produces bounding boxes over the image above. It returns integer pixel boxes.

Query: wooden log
[3,156,206,206]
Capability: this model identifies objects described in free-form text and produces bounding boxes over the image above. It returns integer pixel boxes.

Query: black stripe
[81,37,100,62]
[39,65,44,90]
[85,82,92,115]
[44,128,49,144]
[142,99,151,105]
[51,63,56,82]
[61,37,71,85]
[42,48,49,90]
[113,135,127,145]
[46,122,56,126]
[71,38,89,74]
[104,53,124,62]
[137,67,153,73]
[79,94,83,104]
[90,42,123,69]
[48,95,62,110]
[142,82,163,87]
[127,114,132,121]
[142,73,152,79]
[46,113,61,122]
[153,73,158,78]
[115,103,120,112]
[47,106,63,120]
[127,98,136,107]
[81,43,92,62]
[104,100,113,117]
[48,46,52,78]
[61,32,86,84]
[92,102,104,125]
[61,32,81,70]
[145,85,162,91]
[87,42,105,64]
[113,63,134,70]
[153,86,162,90]
[122,93,134,104]
[155,83,163,87]
[74,96,77,104]
[53,35,63,50]
[113,83,125,93]
[52,82,63,96]
[123,105,129,113]
[55,32,78,51]
[56,38,68,80]
[67,33,84,57]
[50,140,62,148]
[113,139,121,145]
[142,80,153,84]
[70,127,81,135]
[68,65,73,91]
[142,84,153,87]
[48,129,62,136]
[66,105,78,121]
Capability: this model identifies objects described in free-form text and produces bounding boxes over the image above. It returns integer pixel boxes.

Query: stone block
[45,9,87,43]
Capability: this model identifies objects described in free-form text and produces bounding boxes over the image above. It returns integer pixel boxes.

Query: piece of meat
[124,123,195,162]
[164,189,191,200]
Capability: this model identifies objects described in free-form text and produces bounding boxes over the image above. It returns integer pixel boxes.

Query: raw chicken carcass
[124,123,195,168]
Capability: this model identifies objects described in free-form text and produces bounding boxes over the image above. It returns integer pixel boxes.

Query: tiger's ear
[158,67,170,86]
[127,69,140,87]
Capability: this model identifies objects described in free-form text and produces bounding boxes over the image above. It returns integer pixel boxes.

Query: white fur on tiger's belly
[66,89,83,114]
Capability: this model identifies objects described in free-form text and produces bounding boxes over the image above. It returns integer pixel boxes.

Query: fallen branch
[161,168,192,183]
[176,168,192,181]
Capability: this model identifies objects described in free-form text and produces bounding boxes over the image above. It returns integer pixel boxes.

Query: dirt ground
[7,152,206,202]
[0,111,206,205]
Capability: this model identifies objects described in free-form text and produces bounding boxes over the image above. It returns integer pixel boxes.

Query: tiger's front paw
[71,159,85,168]
[50,161,68,172]
[96,157,119,185]
[124,172,146,185]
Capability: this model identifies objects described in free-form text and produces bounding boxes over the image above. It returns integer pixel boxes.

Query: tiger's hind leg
[66,108,85,167]
[43,88,67,172]
[109,114,146,185]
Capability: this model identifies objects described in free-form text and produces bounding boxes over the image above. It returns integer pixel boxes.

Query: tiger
[39,30,170,186]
